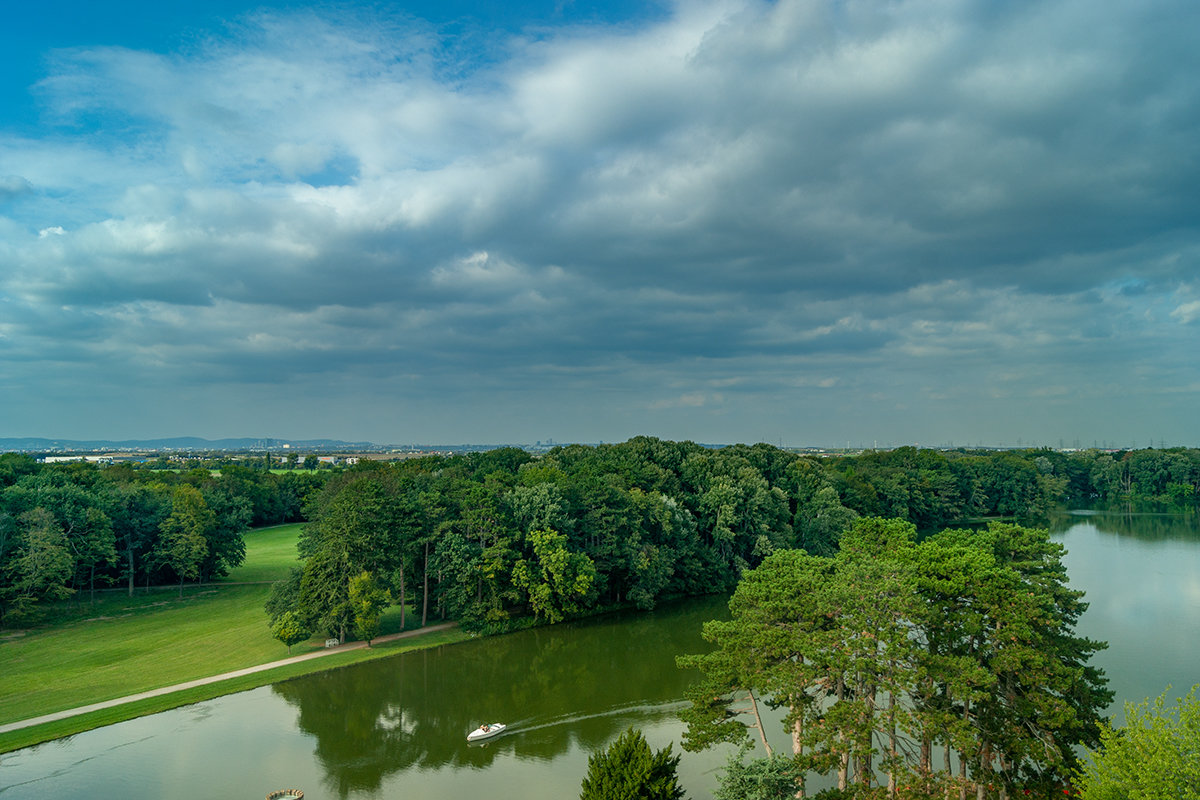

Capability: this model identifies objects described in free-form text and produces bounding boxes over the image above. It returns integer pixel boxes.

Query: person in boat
[481,725,489,732]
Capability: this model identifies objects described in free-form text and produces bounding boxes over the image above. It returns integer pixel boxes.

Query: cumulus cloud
[1,0,1198,443]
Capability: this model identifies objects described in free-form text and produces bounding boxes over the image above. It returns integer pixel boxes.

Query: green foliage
[4,441,1196,641]
[271,609,311,654]
[714,743,800,800]
[295,470,418,640]
[795,485,857,556]
[0,507,76,623]
[300,545,353,641]
[681,518,1110,799]
[155,485,214,596]
[0,459,295,619]
[579,727,687,800]
[512,529,598,623]
[265,566,305,626]
[1077,686,1200,800]
[349,570,391,645]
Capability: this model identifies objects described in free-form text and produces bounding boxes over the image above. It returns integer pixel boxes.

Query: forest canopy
[3,440,1198,632]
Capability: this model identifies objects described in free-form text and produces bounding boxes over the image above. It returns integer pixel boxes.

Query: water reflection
[1053,518,1200,722]
[5,516,1198,800]
[1049,506,1200,541]
[270,596,726,797]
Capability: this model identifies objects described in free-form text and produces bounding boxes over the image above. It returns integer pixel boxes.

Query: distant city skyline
[2,0,1198,447]
[0,433,1186,454]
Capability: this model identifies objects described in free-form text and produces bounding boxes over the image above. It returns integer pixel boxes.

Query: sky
[1,0,1198,448]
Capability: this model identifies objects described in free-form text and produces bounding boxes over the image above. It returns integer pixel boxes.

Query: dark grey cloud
[1,0,1198,444]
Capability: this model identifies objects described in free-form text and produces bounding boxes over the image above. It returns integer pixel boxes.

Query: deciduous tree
[1076,686,1200,800]
[155,485,214,597]
[272,609,311,655]
[349,570,391,646]
[513,529,598,624]
[0,507,75,623]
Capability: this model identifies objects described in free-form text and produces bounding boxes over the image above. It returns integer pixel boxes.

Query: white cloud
[1171,301,1200,325]
[1,0,1198,444]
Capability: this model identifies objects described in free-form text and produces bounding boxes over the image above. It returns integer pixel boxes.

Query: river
[1,511,1197,799]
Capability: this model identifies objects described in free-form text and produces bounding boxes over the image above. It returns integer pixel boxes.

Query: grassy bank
[0,523,468,753]
[0,625,469,754]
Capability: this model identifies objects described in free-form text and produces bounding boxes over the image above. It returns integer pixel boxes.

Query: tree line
[265,439,1200,641]
[0,454,326,624]
[5,440,1199,631]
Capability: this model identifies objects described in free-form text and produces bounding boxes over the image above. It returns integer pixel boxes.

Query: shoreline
[0,622,462,753]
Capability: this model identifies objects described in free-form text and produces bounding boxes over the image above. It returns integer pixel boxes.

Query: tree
[512,529,598,624]
[106,482,170,596]
[349,570,391,645]
[689,458,792,586]
[272,610,311,655]
[198,484,250,581]
[266,567,305,626]
[1,474,116,599]
[1076,686,1200,800]
[300,544,353,643]
[579,727,687,800]
[956,522,1112,796]
[680,518,1110,799]
[0,453,37,488]
[155,485,214,597]
[297,471,410,637]
[679,546,835,796]
[824,518,922,794]
[0,507,75,624]
[714,743,800,800]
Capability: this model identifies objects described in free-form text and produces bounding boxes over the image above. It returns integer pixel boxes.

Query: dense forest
[0,455,323,624]
[3,439,1198,632]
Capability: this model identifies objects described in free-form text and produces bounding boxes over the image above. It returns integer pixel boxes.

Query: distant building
[41,455,114,464]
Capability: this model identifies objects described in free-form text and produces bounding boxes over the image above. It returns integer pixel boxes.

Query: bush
[1076,685,1200,800]
[580,727,687,800]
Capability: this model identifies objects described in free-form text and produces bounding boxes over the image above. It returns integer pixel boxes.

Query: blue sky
[2,0,1198,447]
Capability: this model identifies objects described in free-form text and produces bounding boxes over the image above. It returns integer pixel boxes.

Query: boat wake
[506,700,690,735]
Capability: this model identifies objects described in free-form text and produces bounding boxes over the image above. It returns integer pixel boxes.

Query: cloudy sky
[1,0,1198,447]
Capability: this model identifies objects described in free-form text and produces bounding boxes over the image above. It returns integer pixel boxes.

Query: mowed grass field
[0,522,455,748]
[226,522,308,583]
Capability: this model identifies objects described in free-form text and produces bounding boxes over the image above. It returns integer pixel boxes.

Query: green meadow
[0,523,466,753]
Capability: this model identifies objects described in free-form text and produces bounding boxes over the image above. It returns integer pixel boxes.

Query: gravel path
[0,622,457,734]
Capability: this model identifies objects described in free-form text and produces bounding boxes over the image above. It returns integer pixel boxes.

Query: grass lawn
[0,584,297,724]
[0,522,454,748]
[224,522,306,583]
[0,624,469,754]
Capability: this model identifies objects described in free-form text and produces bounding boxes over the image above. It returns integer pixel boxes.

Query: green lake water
[2,511,1198,799]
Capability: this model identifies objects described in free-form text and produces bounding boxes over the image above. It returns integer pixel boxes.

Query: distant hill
[0,436,381,452]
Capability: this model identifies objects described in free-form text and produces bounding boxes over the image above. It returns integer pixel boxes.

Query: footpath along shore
[0,621,457,735]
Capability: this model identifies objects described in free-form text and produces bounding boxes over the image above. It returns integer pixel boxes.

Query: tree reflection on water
[271,596,726,797]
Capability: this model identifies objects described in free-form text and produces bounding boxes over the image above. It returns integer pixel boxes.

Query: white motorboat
[467,722,506,742]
